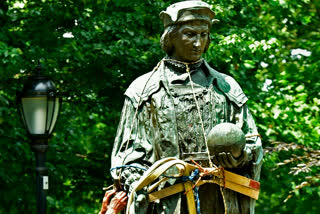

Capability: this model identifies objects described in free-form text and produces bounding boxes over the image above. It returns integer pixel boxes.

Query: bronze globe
[207,123,246,158]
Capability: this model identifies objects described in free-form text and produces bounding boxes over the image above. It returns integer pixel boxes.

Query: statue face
[171,21,209,62]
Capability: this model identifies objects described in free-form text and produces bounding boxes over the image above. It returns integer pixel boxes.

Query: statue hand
[122,168,143,193]
[212,148,252,168]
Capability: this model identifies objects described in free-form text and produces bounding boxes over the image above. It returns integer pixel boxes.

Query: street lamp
[17,66,61,214]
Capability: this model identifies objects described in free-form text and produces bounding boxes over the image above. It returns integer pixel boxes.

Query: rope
[182,169,201,214]
[111,164,183,179]
[118,160,228,214]
[110,165,147,172]
[163,58,215,168]
[186,64,213,169]
[111,165,207,214]
[163,58,227,214]
[219,167,227,214]
[194,186,201,214]
[220,186,227,214]
[182,168,200,183]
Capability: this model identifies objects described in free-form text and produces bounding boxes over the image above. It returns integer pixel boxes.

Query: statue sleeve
[111,97,156,194]
[230,103,263,181]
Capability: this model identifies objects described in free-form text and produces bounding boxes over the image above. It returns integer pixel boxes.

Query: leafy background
[0,0,319,213]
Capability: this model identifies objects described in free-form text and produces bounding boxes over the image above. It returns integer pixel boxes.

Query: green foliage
[0,0,319,213]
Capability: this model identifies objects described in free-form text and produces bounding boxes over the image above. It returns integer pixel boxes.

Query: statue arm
[212,103,263,180]
[111,97,156,212]
[231,103,263,180]
[240,104,263,180]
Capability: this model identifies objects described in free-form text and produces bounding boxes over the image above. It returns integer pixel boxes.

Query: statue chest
[151,83,229,162]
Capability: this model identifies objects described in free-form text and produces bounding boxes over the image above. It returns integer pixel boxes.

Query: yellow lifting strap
[126,157,260,214]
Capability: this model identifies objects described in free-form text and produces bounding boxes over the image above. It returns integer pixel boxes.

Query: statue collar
[163,57,213,85]
[163,56,204,73]
[125,58,248,109]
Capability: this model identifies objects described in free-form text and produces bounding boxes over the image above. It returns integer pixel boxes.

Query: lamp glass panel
[22,97,47,134]
[47,98,60,133]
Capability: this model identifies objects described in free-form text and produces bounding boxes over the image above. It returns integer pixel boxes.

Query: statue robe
[110,59,263,214]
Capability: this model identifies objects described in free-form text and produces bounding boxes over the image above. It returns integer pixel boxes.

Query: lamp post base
[31,139,49,214]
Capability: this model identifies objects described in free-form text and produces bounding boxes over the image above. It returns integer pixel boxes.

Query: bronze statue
[107,1,263,213]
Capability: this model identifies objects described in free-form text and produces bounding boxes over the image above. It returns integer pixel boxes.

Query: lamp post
[17,66,61,214]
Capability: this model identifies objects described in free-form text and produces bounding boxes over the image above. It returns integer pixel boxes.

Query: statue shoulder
[124,66,163,108]
[204,61,248,107]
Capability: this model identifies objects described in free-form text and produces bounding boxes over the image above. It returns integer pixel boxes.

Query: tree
[0,0,319,213]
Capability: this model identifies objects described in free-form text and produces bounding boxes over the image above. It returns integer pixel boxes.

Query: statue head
[160,0,215,62]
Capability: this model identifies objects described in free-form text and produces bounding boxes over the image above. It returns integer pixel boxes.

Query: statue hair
[160,21,211,56]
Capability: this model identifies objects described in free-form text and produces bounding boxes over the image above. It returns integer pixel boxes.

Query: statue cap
[160,0,215,28]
